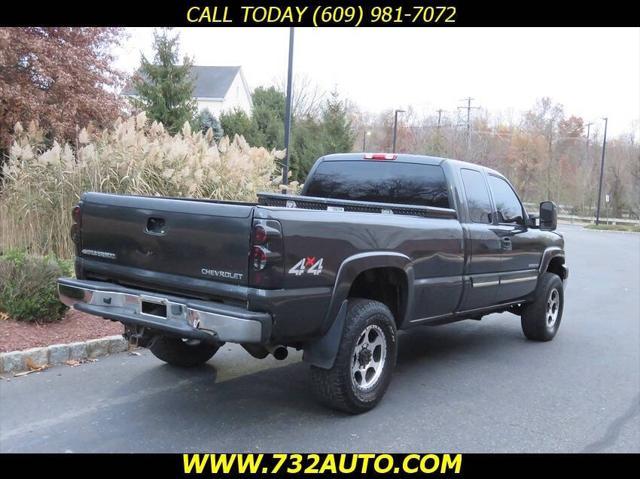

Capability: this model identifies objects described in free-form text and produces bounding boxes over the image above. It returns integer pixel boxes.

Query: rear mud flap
[302,300,348,370]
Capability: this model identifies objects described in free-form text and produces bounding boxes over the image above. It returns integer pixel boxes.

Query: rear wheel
[310,299,397,414]
[520,272,564,341]
[150,336,220,367]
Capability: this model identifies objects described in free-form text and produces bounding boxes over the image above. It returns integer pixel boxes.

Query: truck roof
[319,153,506,179]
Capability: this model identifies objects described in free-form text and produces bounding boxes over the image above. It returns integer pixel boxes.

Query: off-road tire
[520,272,564,341]
[150,336,220,367]
[310,299,397,414]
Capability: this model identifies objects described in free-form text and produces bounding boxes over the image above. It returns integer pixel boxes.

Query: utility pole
[392,109,405,153]
[281,27,294,192]
[595,117,609,225]
[457,97,479,158]
[436,109,444,130]
[582,122,593,213]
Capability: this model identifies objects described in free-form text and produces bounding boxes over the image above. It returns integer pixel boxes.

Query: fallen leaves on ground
[14,363,48,377]
[11,357,50,376]
[25,357,46,371]
[63,357,98,367]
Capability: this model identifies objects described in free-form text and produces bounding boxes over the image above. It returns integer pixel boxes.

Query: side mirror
[539,201,557,231]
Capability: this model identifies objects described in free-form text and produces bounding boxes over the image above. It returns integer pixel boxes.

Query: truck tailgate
[79,192,253,286]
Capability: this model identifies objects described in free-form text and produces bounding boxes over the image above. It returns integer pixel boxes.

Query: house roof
[122,66,243,100]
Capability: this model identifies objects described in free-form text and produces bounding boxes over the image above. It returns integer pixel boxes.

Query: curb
[581,227,640,235]
[0,335,129,375]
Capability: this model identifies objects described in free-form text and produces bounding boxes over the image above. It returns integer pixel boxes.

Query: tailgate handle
[146,217,166,235]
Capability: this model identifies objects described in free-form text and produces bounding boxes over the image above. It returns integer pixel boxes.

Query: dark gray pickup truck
[58,153,568,413]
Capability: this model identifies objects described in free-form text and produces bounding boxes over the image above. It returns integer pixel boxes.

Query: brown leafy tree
[506,131,547,200]
[0,27,125,150]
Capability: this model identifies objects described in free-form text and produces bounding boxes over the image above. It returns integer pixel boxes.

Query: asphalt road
[1,225,638,452]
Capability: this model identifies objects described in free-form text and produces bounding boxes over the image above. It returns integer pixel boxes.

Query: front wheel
[150,336,220,367]
[310,299,397,414]
[520,272,564,341]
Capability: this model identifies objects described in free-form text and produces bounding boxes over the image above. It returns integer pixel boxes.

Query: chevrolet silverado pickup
[58,153,568,413]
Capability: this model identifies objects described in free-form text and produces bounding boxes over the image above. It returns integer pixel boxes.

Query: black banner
[1,0,637,27]
[0,453,638,477]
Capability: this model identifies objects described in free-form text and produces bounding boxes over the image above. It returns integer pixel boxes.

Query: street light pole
[281,27,295,192]
[392,109,405,153]
[362,130,371,151]
[595,117,609,225]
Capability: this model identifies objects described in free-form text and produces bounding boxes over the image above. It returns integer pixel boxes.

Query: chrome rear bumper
[58,278,271,344]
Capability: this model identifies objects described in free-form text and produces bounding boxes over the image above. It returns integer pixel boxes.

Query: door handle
[146,217,166,235]
[501,237,512,250]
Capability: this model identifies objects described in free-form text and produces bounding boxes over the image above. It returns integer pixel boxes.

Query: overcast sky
[114,27,640,136]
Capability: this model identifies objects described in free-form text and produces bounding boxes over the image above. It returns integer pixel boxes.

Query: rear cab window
[304,160,450,208]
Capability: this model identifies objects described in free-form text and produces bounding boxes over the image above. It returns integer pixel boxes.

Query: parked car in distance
[59,153,568,413]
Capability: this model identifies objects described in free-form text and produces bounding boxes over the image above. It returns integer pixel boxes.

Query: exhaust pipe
[242,344,288,360]
[270,345,288,360]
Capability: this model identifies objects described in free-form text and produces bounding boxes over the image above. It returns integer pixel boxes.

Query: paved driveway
[1,225,638,452]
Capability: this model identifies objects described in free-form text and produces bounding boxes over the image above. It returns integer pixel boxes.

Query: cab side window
[488,175,524,223]
[461,169,492,224]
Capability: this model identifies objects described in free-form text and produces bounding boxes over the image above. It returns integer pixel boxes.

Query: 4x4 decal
[288,257,324,276]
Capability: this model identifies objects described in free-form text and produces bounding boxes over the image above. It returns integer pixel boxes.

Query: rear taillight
[72,205,82,225]
[253,224,267,245]
[364,153,397,160]
[250,219,283,287]
[70,203,82,244]
[252,246,268,270]
[70,224,81,244]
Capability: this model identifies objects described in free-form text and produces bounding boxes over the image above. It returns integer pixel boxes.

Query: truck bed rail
[257,193,457,219]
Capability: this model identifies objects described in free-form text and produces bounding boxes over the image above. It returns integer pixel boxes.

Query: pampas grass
[1,113,288,258]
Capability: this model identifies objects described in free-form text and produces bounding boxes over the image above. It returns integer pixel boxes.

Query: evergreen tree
[321,89,355,154]
[251,86,286,149]
[196,109,224,142]
[290,117,324,181]
[213,86,355,182]
[220,108,255,142]
[290,90,356,181]
[131,28,197,133]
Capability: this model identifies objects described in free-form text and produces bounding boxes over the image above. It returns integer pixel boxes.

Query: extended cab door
[458,168,503,311]
[486,174,543,303]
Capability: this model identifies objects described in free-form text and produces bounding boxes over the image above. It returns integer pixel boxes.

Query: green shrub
[0,251,72,323]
